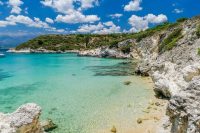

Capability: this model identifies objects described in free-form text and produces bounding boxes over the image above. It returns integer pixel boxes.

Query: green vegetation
[16,18,186,52]
[159,28,183,53]
[196,25,200,37]
[176,18,188,23]
[120,43,132,54]
[16,34,129,51]
[198,48,200,56]
[132,22,177,42]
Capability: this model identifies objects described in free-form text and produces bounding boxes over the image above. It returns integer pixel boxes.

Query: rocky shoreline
[2,16,200,132]
[7,47,131,59]
[134,17,200,132]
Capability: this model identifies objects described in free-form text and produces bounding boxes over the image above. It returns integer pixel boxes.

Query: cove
[0,52,154,133]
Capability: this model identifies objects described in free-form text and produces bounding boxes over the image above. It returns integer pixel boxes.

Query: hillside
[15,18,187,53]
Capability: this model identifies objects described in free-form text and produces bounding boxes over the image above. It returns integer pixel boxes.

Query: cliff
[132,16,200,132]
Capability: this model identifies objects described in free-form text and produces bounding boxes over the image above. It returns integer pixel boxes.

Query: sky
[0,0,200,46]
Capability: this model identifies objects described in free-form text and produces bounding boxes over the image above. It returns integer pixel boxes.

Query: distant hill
[0,35,37,48]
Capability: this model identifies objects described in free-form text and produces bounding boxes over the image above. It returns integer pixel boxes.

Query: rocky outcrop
[40,119,57,132]
[7,48,79,54]
[0,103,43,133]
[78,47,131,59]
[133,17,200,132]
[167,77,200,133]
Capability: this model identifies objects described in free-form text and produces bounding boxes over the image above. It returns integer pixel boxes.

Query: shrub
[177,18,188,23]
[133,22,174,42]
[159,28,182,53]
[196,25,200,37]
[38,40,43,45]
[120,44,132,54]
[198,48,200,56]
[109,41,119,48]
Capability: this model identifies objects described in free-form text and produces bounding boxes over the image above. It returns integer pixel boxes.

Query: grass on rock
[159,28,183,53]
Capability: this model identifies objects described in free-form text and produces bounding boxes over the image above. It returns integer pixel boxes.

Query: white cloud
[124,0,142,11]
[128,14,168,32]
[41,0,100,24]
[0,20,16,27]
[55,11,100,24]
[173,8,183,14]
[41,0,74,14]
[45,17,54,24]
[8,0,24,14]
[5,15,49,28]
[0,15,66,33]
[76,21,121,34]
[145,14,168,23]
[40,0,98,13]
[129,15,148,32]
[78,0,99,9]
[109,13,123,19]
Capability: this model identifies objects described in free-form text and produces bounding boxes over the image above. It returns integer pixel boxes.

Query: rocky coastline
[7,47,131,59]
[7,48,80,54]
[134,17,200,132]
[2,16,200,132]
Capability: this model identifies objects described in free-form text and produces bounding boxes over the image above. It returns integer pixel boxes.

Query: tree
[38,40,43,45]
[85,35,90,48]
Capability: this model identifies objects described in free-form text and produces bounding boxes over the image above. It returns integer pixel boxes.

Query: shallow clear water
[0,51,153,133]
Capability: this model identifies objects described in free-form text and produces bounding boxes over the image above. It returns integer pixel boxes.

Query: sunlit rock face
[0,103,43,133]
[133,17,200,132]
[167,77,200,133]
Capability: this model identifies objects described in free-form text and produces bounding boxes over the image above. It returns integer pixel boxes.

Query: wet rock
[137,118,143,124]
[123,81,132,85]
[41,119,57,132]
[111,126,117,133]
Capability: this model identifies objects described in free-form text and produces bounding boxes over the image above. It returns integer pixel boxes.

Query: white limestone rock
[0,103,43,133]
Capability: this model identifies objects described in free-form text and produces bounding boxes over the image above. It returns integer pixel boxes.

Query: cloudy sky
[0,0,200,37]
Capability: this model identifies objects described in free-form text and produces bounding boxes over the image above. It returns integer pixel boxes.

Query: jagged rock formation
[78,47,131,58]
[167,77,200,133]
[133,17,200,132]
[0,103,43,133]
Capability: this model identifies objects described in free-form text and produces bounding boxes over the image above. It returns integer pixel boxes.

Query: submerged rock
[123,81,132,85]
[110,126,117,133]
[137,118,143,124]
[41,119,57,132]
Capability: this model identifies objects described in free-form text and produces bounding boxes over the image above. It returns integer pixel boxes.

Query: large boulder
[0,103,43,133]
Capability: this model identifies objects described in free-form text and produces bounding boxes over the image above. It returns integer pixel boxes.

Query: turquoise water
[0,52,153,133]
